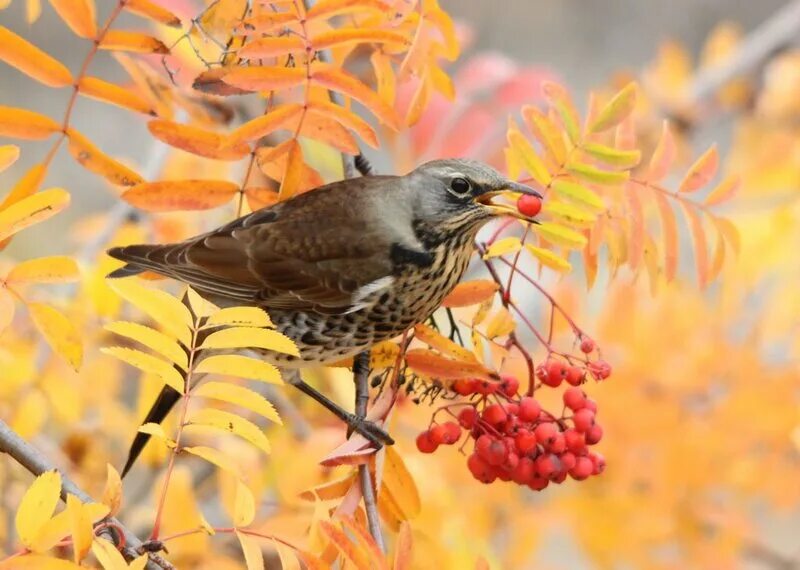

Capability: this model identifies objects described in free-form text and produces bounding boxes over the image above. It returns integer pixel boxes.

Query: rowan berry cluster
[417,346,611,490]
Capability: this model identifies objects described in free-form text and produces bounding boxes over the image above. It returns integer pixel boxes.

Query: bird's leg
[282,369,394,447]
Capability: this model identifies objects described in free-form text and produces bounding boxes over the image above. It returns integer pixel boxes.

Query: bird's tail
[106,244,173,279]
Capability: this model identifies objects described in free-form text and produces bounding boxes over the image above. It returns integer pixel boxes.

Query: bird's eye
[450,177,471,195]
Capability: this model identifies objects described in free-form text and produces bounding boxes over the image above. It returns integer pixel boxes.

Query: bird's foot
[344,413,395,447]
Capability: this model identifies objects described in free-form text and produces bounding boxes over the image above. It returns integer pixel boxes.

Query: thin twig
[0,420,172,570]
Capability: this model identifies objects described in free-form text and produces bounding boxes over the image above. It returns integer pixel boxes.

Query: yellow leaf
[91,537,129,570]
[48,0,97,39]
[306,0,385,20]
[137,422,174,447]
[186,287,218,318]
[101,347,184,393]
[534,221,588,249]
[201,327,298,356]
[77,76,154,116]
[507,129,551,188]
[99,30,168,54]
[588,82,637,133]
[238,35,306,58]
[183,445,241,475]
[0,555,83,569]
[582,142,641,169]
[105,321,188,369]
[194,381,282,424]
[234,480,256,527]
[101,464,122,517]
[66,494,92,563]
[206,306,274,328]
[704,175,739,206]
[0,26,73,87]
[187,408,271,454]
[106,278,193,344]
[541,81,581,143]
[236,531,265,570]
[525,244,572,272]
[318,520,370,570]
[6,256,79,284]
[10,390,46,438]
[678,144,719,193]
[194,354,283,384]
[482,237,521,258]
[28,303,82,370]
[382,447,421,520]
[0,188,70,242]
[567,162,629,185]
[0,163,47,210]
[311,64,400,130]
[15,470,61,550]
[0,106,61,140]
[299,473,357,501]
[485,307,515,339]
[149,119,250,161]
[542,200,596,227]
[521,105,567,165]
[413,324,477,363]
[124,0,181,27]
[0,144,20,172]
[30,503,109,553]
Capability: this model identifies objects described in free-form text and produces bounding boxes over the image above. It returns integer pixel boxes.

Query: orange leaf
[393,522,413,570]
[652,190,678,281]
[0,163,47,210]
[122,180,239,211]
[193,67,254,96]
[311,65,400,129]
[318,521,370,570]
[405,74,431,127]
[311,28,407,51]
[404,348,496,381]
[0,106,60,140]
[299,111,358,155]
[340,517,389,570]
[588,82,637,133]
[681,203,709,288]
[234,13,297,35]
[713,216,740,256]
[709,226,726,283]
[100,30,169,54]
[66,129,144,186]
[306,100,378,148]
[222,65,306,92]
[148,119,250,161]
[626,185,645,271]
[704,175,739,206]
[0,144,20,173]
[370,51,395,105]
[125,0,181,27]
[238,36,306,59]
[279,141,304,200]
[413,323,477,363]
[78,76,155,116]
[678,144,719,193]
[245,187,279,211]
[306,0,384,20]
[0,26,73,87]
[647,120,676,182]
[227,104,304,145]
[48,0,97,39]
[256,142,322,193]
[441,280,499,308]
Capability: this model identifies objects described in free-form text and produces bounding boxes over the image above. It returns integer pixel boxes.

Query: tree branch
[0,420,173,570]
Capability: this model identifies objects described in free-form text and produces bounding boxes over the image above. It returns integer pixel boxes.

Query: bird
[107,158,542,476]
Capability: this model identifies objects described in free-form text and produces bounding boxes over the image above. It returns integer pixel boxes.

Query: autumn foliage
[0,0,798,569]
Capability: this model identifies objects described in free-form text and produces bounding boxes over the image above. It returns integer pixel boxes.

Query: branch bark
[0,420,172,570]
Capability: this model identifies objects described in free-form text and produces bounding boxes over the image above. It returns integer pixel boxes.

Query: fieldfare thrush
[108,158,542,475]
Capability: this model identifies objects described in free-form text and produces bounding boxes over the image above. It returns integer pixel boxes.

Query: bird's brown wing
[108,177,400,313]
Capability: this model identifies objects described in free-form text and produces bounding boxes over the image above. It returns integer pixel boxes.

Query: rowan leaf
[0,187,69,242]
[485,307,515,339]
[588,82,637,133]
[567,162,629,185]
[237,530,265,570]
[550,179,605,211]
[382,446,421,520]
[681,203,710,288]
[319,521,371,570]
[222,65,307,92]
[206,306,274,328]
[122,179,239,211]
[483,237,522,258]
[582,142,641,169]
[195,381,281,423]
[101,347,184,393]
[413,323,477,363]
[709,226,726,282]
[441,280,499,308]
[0,556,82,569]
[678,145,719,193]
[507,129,551,187]
[312,27,407,51]
[534,221,588,249]
[101,464,122,517]
[525,244,572,272]
[0,106,61,140]
[542,81,581,143]
[137,423,173,446]
[184,445,241,475]
[187,408,270,454]
[99,31,169,54]
[626,186,645,270]
[105,321,188,369]
[704,175,739,206]
[233,480,256,526]
[652,190,679,280]
[15,470,61,550]
[279,140,304,200]
[66,494,93,563]
[91,538,129,570]
[238,36,306,58]
[0,144,20,172]
[522,105,567,165]
[405,348,496,381]
[311,65,400,129]
[149,120,250,161]
[106,279,193,343]
[0,26,73,87]
[66,129,145,186]
[201,327,298,356]
[542,200,597,226]
[306,0,385,20]
[226,104,304,146]
[394,522,413,570]
[77,76,154,116]
[6,256,77,286]
[124,0,181,27]
[714,216,740,256]
[299,473,357,501]
[48,0,96,39]
[28,303,82,370]
[234,13,297,35]
[0,164,47,213]
[647,120,676,182]
[370,50,396,105]
[31,502,108,554]
[306,101,379,148]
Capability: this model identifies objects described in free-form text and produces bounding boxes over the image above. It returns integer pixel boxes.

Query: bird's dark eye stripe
[450,177,471,194]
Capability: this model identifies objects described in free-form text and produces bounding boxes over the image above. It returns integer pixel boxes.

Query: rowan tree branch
[0,420,172,570]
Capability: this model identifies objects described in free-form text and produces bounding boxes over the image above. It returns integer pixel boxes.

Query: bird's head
[405,159,543,231]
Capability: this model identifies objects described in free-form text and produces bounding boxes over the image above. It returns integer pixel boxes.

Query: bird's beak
[474,181,543,222]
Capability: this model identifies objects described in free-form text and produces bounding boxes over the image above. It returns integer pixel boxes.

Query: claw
[345,413,395,447]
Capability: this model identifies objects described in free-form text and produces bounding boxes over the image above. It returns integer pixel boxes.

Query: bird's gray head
[404,158,543,230]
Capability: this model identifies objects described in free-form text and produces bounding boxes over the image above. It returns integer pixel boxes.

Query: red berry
[499,375,520,397]
[534,422,558,445]
[512,457,535,484]
[475,434,493,457]
[551,469,568,484]
[539,359,566,387]
[563,387,587,411]
[572,408,595,433]
[585,423,603,445]
[518,397,541,422]
[467,453,496,484]
[515,430,538,454]
[564,429,586,453]
[505,452,520,471]
[545,432,566,454]
[588,360,612,380]
[441,421,462,444]
[416,431,438,453]
[560,451,577,471]
[584,398,598,413]
[482,403,508,426]
[517,194,543,217]
[565,366,585,386]
[590,452,606,475]
[429,424,447,445]
[528,475,549,491]
[579,338,595,354]
[569,456,593,480]
[453,378,478,395]
[457,407,478,429]
[535,454,558,479]
[485,440,508,466]
[502,416,519,435]
[476,380,499,395]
